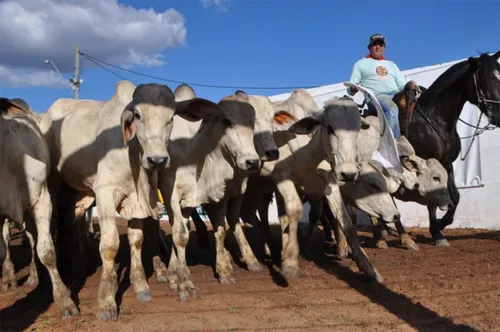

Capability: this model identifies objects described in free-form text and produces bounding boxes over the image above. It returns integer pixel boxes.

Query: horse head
[466,51,500,126]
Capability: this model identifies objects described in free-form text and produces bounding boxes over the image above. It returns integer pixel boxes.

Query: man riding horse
[347,33,417,138]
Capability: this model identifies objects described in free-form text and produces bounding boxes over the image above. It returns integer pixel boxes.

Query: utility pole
[70,44,82,99]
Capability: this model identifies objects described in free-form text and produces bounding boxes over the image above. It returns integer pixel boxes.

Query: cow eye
[433,176,440,182]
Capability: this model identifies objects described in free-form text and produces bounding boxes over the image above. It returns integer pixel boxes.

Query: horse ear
[468,57,481,72]
[494,51,500,61]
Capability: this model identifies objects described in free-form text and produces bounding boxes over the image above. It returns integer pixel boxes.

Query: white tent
[266,58,500,230]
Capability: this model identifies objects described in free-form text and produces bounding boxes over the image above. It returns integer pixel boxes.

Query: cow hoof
[247,262,263,272]
[406,243,419,251]
[374,270,384,283]
[435,239,450,247]
[137,291,152,302]
[96,307,118,321]
[376,240,389,249]
[61,305,80,319]
[169,282,179,291]
[219,276,236,284]
[178,288,197,301]
[281,263,299,278]
[337,247,349,259]
[26,276,39,287]
[157,274,168,283]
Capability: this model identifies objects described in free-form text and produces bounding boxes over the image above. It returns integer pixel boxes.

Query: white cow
[237,95,382,282]
[160,86,292,286]
[0,98,78,318]
[157,91,269,300]
[40,80,222,321]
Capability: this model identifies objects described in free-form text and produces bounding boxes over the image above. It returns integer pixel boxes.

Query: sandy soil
[1,218,499,332]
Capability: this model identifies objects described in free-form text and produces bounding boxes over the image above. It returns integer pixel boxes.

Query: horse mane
[420,59,471,101]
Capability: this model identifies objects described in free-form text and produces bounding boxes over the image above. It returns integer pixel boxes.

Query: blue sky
[1,0,499,113]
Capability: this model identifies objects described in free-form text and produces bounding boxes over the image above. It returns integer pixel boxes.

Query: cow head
[336,161,401,223]
[223,93,295,163]
[120,82,222,170]
[208,98,261,172]
[396,136,452,210]
[288,99,364,182]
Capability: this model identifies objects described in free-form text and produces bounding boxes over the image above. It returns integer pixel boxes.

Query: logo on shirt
[375,65,388,76]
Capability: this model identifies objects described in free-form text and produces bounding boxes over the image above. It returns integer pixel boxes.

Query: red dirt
[1,218,499,332]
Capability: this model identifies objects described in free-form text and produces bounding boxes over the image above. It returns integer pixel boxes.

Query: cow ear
[396,135,415,156]
[175,98,222,122]
[288,113,323,135]
[0,97,27,117]
[121,103,136,146]
[273,110,297,131]
[402,156,420,172]
[174,83,196,102]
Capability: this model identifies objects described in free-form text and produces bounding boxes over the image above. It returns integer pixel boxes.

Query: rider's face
[369,41,385,58]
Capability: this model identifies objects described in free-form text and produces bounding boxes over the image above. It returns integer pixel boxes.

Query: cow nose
[245,159,260,171]
[414,182,420,189]
[340,171,358,182]
[147,156,169,168]
[264,149,279,161]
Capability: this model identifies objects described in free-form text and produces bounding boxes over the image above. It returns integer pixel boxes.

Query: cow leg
[393,217,418,251]
[275,179,302,278]
[23,221,39,287]
[324,202,349,258]
[2,219,17,291]
[127,218,151,301]
[371,217,389,249]
[94,189,120,321]
[169,203,197,300]
[227,196,262,272]
[324,180,382,282]
[32,187,79,318]
[304,199,322,259]
[150,220,168,283]
[205,200,235,284]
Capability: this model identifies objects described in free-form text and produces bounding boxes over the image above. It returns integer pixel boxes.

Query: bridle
[472,70,500,121]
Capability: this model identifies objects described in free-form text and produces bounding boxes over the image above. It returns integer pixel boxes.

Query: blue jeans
[375,93,401,138]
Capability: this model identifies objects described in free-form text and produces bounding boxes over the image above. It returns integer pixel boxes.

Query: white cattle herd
[0,81,452,321]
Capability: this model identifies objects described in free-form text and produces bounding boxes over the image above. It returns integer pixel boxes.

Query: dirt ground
[1,218,500,332]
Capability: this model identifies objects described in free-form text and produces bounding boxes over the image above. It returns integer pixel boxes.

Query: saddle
[393,81,423,136]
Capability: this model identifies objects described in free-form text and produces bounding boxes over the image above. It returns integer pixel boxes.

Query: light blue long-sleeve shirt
[348,57,408,96]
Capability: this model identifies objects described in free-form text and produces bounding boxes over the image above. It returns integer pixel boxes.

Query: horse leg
[437,166,459,230]
[428,206,449,247]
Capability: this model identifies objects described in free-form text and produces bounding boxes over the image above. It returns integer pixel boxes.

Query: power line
[82,53,128,81]
[79,51,322,90]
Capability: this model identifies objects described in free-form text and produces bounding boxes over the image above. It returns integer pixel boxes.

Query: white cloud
[200,0,231,12]
[0,65,68,88]
[0,0,187,88]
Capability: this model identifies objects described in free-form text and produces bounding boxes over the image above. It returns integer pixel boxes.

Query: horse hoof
[435,239,450,247]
